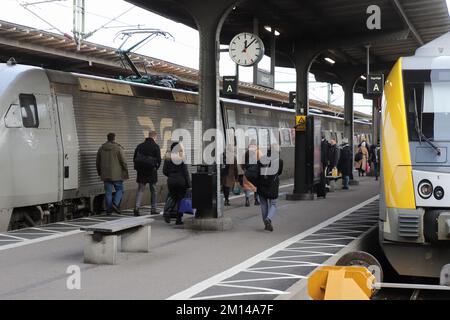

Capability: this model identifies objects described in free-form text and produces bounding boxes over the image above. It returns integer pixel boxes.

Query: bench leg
[121,225,151,253]
[84,233,118,265]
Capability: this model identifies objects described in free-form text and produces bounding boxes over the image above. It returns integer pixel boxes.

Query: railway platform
[0,176,379,300]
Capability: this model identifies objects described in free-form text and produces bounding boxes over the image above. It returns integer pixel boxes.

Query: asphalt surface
[0,176,379,300]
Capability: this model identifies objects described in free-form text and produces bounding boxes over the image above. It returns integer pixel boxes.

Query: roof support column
[340,70,362,185]
[178,0,238,224]
[372,96,381,145]
[287,46,320,200]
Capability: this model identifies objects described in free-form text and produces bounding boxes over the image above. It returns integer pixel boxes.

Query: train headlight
[418,180,433,199]
[434,186,444,200]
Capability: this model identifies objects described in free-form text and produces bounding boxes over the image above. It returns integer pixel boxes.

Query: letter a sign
[223,76,238,96]
[367,74,384,95]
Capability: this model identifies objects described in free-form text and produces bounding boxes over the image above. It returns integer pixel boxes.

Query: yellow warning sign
[296,115,306,132]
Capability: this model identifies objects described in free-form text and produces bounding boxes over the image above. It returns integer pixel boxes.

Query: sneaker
[175,220,184,225]
[112,204,121,214]
[343,186,349,190]
[150,209,159,215]
[245,199,250,207]
[106,210,113,216]
[133,208,140,217]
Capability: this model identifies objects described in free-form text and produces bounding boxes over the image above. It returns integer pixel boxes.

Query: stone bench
[80,217,154,265]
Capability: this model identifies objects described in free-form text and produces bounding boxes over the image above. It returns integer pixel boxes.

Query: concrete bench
[325,176,342,192]
[80,217,154,265]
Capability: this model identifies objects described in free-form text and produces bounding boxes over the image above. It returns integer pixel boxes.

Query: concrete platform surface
[0,177,379,300]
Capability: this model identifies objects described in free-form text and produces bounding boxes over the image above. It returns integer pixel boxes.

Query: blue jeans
[104,181,124,212]
[259,195,277,222]
[342,176,350,188]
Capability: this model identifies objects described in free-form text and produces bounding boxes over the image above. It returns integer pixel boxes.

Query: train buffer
[308,264,450,300]
[80,217,154,265]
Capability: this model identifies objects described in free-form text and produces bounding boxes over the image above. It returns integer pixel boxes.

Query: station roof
[129,0,450,89]
[0,19,371,119]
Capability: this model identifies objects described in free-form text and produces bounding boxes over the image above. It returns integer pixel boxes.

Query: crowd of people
[94,131,379,232]
[321,136,380,190]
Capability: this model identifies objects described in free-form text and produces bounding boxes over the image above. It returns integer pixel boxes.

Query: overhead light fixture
[264,26,280,36]
[361,75,367,80]
[324,57,335,65]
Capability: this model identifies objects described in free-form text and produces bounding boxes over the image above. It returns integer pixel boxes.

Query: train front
[380,33,450,278]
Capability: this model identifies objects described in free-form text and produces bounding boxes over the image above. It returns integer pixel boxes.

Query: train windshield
[405,70,450,141]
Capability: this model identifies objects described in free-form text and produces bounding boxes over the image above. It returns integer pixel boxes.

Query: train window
[246,127,258,146]
[280,128,291,147]
[259,128,270,150]
[19,94,39,128]
[4,104,22,128]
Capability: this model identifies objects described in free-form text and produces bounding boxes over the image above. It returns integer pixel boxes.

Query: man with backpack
[133,131,161,216]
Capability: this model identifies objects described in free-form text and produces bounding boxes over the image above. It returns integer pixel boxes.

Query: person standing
[338,138,352,190]
[163,142,191,225]
[133,131,162,216]
[369,142,380,181]
[96,133,129,214]
[321,136,330,174]
[221,144,238,206]
[257,144,283,232]
[328,138,340,176]
[355,141,369,177]
[242,139,261,207]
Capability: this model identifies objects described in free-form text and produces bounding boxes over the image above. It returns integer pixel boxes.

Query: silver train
[0,63,372,231]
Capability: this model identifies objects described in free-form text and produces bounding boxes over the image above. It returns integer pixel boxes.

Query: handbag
[179,189,194,215]
[135,151,157,167]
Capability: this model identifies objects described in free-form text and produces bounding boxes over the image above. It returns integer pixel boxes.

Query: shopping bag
[331,167,338,177]
[179,189,194,215]
[366,163,370,173]
[232,182,241,195]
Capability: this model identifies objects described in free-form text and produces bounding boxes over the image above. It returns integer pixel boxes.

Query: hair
[170,142,179,152]
[107,133,115,142]
[149,130,157,138]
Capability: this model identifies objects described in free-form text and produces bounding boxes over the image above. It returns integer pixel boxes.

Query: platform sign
[296,115,306,132]
[367,74,384,95]
[223,76,238,96]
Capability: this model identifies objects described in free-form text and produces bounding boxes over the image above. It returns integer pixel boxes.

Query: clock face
[229,32,265,67]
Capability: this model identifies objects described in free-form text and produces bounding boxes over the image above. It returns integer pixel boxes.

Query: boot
[133,208,140,217]
[175,213,183,225]
[254,198,260,206]
[245,198,250,207]
[224,200,230,206]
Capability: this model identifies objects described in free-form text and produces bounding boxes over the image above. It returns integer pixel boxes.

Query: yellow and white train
[380,31,450,278]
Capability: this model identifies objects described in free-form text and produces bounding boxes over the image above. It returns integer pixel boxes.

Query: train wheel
[336,251,384,284]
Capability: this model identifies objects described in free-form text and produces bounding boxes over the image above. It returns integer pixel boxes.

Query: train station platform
[0,176,379,300]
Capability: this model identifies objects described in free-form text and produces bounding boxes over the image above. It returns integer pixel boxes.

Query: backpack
[244,164,260,186]
[354,151,363,162]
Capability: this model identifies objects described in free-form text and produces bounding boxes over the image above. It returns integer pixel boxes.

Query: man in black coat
[133,131,161,216]
[328,138,340,175]
[337,138,352,190]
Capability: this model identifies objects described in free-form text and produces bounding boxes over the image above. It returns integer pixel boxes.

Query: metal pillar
[178,0,238,223]
[372,97,380,145]
[287,48,318,201]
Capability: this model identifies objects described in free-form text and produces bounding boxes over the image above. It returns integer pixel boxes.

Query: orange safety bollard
[308,266,376,300]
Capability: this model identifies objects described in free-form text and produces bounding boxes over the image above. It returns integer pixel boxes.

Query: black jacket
[337,144,352,176]
[328,144,340,168]
[133,138,161,184]
[257,157,284,199]
[163,156,191,190]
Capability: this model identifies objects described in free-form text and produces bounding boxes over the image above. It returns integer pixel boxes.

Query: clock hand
[242,40,248,53]
[245,38,256,49]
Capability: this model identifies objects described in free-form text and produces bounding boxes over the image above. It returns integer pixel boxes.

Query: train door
[5,93,60,207]
[56,95,79,191]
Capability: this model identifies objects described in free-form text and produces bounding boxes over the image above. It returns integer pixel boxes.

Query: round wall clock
[229,32,265,67]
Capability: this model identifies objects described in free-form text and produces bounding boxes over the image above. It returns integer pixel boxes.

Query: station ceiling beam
[390,0,424,45]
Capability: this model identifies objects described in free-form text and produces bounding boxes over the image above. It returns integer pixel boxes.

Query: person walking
[257,144,283,232]
[163,142,191,225]
[355,141,369,177]
[242,139,261,207]
[96,133,129,215]
[133,131,161,216]
[338,138,352,190]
